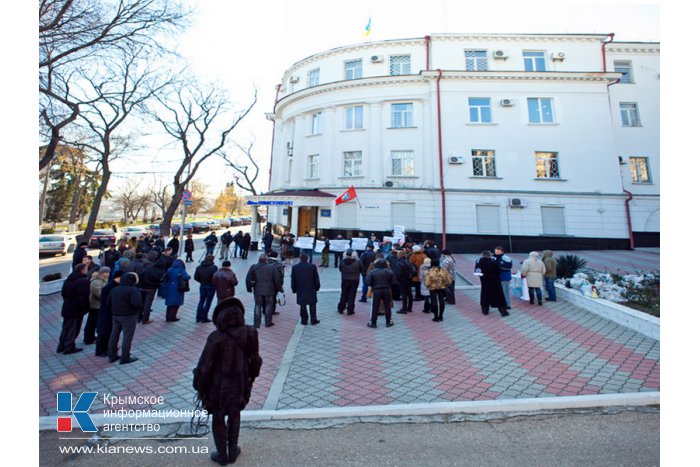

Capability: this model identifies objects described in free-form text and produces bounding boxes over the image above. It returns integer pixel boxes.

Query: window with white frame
[527,97,554,123]
[630,157,651,183]
[389,55,411,75]
[468,98,492,123]
[344,106,364,130]
[342,151,362,177]
[310,111,322,135]
[344,59,362,80]
[391,103,414,128]
[472,149,497,177]
[476,205,501,234]
[541,206,566,235]
[535,151,560,179]
[307,154,319,179]
[307,68,320,87]
[614,60,633,83]
[620,102,641,127]
[391,150,415,176]
[465,50,488,71]
[523,51,547,71]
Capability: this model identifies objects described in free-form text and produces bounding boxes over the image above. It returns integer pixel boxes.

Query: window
[614,60,633,84]
[535,151,560,178]
[527,98,554,123]
[345,59,362,80]
[620,102,641,127]
[391,150,415,176]
[336,201,357,228]
[476,205,501,234]
[310,112,322,135]
[391,103,414,128]
[630,157,651,183]
[541,206,566,235]
[390,55,411,75]
[465,50,488,71]
[344,106,364,130]
[307,68,320,87]
[468,98,492,123]
[471,150,497,177]
[307,155,319,179]
[342,151,362,177]
[391,203,415,231]
[523,51,546,71]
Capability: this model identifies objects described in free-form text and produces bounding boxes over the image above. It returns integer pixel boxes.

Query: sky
[108,0,661,200]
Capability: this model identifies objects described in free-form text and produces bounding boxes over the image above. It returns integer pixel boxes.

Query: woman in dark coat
[184,234,195,263]
[193,298,262,465]
[475,250,509,317]
[239,233,251,260]
[164,259,190,322]
[290,253,321,325]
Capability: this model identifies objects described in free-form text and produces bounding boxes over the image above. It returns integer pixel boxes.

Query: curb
[37,392,659,431]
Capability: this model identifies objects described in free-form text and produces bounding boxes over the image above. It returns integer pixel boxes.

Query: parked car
[148,224,161,236]
[217,218,231,228]
[229,217,242,226]
[170,223,193,236]
[191,221,210,234]
[120,226,149,240]
[89,229,117,248]
[206,220,221,230]
[240,217,252,225]
[39,234,77,256]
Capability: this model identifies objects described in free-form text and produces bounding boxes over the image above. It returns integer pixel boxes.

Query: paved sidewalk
[39,248,659,419]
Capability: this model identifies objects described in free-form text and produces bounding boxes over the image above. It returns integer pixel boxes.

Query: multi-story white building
[251,33,659,252]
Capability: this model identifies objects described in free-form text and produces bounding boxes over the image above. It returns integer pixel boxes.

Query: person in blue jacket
[494,246,513,310]
[164,259,190,322]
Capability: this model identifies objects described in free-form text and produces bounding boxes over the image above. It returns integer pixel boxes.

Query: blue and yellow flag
[364,17,372,37]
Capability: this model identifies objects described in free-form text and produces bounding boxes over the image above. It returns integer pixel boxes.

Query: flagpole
[353,186,362,208]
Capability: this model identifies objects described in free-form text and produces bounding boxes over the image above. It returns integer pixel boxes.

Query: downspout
[436,69,447,249]
[424,35,431,70]
[623,188,635,250]
[601,33,615,72]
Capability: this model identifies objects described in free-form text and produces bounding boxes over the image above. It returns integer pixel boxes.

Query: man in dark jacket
[337,249,362,315]
[494,246,514,309]
[107,272,143,364]
[358,245,376,303]
[72,241,89,268]
[195,255,219,323]
[262,230,274,253]
[291,254,321,325]
[204,232,218,256]
[396,251,415,314]
[233,231,243,258]
[245,254,282,328]
[167,234,180,256]
[476,250,509,317]
[138,262,164,323]
[57,264,91,354]
[95,270,123,357]
[103,244,121,270]
[424,241,441,262]
[366,259,395,328]
[220,231,233,260]
[185,234,195,262]
[193,298,262,465]
[212,260,238,304]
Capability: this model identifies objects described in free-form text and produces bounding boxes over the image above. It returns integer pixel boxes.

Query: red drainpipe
[436,69,447,249]
[601,33,615,72]
[424,35,431,70]
[267,84,282,191]
[623,189,635,250]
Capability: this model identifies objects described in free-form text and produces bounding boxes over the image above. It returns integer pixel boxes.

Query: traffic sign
[182,190,192,201]
[184,200,193,206]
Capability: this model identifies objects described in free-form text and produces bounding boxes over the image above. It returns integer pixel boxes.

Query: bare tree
[221,142,265,238]
[39,0,188,171]
[113,180,151,223]
[69,48,174,242]
[149,180,171,220]
[153,83,257,235]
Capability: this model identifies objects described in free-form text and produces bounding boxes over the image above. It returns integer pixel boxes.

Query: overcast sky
[106,0,660,199]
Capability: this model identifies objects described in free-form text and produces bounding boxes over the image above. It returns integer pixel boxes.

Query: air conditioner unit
[493,50,509,59]
[500,98,515,107]
[551,52,566,61]
[384,180,394,188]
[509,198,526,208]
[286,142,293,156]
[448,155,465,164]
[370,55,384,63]
[289,75,300,83]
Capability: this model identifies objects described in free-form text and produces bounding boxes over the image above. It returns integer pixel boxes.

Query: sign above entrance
[247,200,293,206]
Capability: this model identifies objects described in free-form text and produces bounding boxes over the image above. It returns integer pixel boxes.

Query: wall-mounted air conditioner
[448,155,465,164]
[500,98,515,107]
[370,55,384,63]
[551,52,566,61]
[289,75,300,83]
[493,50,509,59]
[286,142,293,156]
[509,198,526,208]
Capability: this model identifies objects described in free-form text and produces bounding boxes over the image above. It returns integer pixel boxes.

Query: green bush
[556,254,587,279]
[41,228,55,234]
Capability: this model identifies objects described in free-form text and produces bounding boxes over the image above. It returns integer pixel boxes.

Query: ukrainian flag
[364,17,372,37]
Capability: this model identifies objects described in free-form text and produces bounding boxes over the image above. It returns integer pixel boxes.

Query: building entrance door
[298,207,318,237]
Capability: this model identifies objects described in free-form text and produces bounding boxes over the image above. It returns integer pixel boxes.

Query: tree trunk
[160,184,185,236]
[82,170,111,244]
[68,171,84,232]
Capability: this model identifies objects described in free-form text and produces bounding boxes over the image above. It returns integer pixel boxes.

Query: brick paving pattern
[39,249,659,417]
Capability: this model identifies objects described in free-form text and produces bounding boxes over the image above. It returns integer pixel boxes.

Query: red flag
[335,186,357,205]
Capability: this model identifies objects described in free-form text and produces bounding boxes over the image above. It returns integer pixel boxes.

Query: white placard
[352,237,369,249]
[314,242,326,253]
[393,225,405,234]
[330,239,350,252]
[294,237,315,250]
[383,236,402,245]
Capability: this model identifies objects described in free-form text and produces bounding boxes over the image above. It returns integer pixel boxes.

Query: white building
[253,33,659,252]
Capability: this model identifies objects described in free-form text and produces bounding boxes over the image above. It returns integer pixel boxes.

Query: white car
[121,226,149,239]
[39,234,77,256]
[206,220,221,230]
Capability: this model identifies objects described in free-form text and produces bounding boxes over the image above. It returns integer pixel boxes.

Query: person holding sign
[333,235,346,268]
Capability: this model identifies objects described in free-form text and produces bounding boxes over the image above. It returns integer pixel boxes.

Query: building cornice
[607,44,660,54]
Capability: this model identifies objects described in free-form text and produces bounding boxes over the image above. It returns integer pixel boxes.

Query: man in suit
[291,254,321,325]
